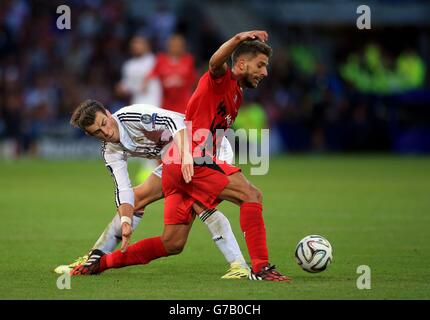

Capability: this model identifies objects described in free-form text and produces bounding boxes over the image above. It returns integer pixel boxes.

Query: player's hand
[121,222,133,253]
[181,152,194,183]
[237,30,268,43]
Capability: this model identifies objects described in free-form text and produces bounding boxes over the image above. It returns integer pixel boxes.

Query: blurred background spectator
[1,0,430,159]
[115,35,161,107]
[145,33,197,114]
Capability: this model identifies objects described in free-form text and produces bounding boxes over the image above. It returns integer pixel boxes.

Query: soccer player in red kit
[145,34,197,113]
[72,30,291,282]
[162,30,291,282]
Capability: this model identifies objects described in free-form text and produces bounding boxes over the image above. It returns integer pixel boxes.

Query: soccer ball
[294,235,333,273]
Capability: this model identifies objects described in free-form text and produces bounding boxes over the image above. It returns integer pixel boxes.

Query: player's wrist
[120,215,132,226]
[181,152,193,164]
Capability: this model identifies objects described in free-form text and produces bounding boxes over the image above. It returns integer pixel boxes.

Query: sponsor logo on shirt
[225,114,232,127]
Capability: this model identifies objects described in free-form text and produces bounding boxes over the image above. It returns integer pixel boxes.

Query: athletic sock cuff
[198,208,217,222]
[240,202,262,211]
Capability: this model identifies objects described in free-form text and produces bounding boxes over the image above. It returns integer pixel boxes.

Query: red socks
[239,202,269,273]
[100,236,168,271]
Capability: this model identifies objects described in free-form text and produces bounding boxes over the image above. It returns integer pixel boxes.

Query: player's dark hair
[231,40,272,64]
[70,99,107,131]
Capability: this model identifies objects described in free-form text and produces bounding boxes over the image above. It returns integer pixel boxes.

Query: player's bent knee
[242,185,262,204]
[161,236,186,255]
[163,240,185,255]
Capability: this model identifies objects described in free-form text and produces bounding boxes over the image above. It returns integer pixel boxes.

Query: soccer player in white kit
[55,100,250,279]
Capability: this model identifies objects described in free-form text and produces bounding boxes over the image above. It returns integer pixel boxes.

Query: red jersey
[148,53,196,113]
[185,69,243,157]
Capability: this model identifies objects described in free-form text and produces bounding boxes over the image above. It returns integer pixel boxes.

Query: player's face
[85,111,120,143]
[167,35,186,57]
[241,53,269,88]
[130,37,149,57]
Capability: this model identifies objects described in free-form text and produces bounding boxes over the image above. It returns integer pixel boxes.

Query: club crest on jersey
[141,114,152,124]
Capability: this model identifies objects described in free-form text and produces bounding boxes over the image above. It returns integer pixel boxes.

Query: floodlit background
[2,0,430,157]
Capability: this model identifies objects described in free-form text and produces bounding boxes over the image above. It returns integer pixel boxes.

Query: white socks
[199,209,248,268]
[92,212,143,253]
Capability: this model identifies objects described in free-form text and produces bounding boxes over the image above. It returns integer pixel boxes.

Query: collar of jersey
[113,114,134,148]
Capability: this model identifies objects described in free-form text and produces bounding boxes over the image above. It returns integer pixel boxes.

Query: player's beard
[243,73,257,88]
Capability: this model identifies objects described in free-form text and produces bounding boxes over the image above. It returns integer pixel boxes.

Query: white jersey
[102,104,234,208]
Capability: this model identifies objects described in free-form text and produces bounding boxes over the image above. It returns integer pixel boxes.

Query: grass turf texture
[0,155,429,299]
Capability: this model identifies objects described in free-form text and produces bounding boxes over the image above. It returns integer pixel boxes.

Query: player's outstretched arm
[102,144,136,253]
[208,30,269,78]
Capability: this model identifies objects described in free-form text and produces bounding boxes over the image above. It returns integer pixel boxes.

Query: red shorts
[163,192,196,225]
[162,158,241,225]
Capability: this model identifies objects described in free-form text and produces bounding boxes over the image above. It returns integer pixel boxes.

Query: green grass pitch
[0,155,429,299]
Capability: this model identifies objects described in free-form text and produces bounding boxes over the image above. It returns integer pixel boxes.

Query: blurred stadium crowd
[1,0,430,158]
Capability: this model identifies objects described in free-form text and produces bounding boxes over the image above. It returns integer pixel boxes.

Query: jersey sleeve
[153,109,187,137]
[102,142,134,207]
[208,68,232,94]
